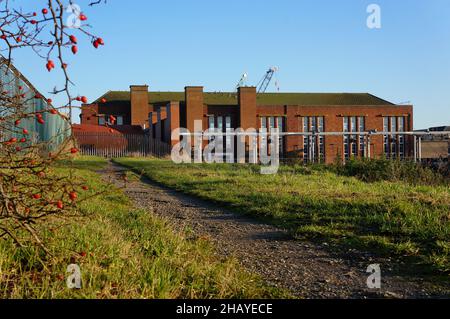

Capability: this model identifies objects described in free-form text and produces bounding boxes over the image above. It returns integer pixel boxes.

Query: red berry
[33,194,42,200]
[9,137,17,143]
[23,129,29,135]
[101,98,107,103]
[50,109,57,115]
[46,60,55,72]
[71,45,78,55]
[80,252,87,257]
[47,99,53,104]
[69,192,77,201]
[82,186,89,191]
[0,35,6,40]
[38,118,45,125]
[70,147,78,154]
[79,13,87,21]
[69,35,77,44]
[93,40,99,49]
[56,201,64,209]
[97,38,104,45]
[15,119,20,126]
[31,20,37,25]
[33,12,37,17]
[42,8,48,15]
[15,146,21,152]
[81,96,88,103]
[16,36,22,43]
[20,138,26,143]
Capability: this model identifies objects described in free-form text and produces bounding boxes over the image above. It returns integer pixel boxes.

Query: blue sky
[9,0,450,128]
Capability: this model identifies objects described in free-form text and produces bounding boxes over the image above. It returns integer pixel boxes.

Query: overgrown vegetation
[0,157,283,299]
[333,158,449,185]
[115,158,450,278]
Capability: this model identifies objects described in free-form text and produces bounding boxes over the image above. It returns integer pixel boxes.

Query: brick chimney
[185,86,204,132]
[130,85,149,127]
[238,86,257,129]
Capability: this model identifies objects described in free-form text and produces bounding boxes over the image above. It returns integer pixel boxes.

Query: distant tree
[0,0,105,252]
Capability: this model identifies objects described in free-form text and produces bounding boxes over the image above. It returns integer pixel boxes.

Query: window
[343,116,365,161]
[207,115,233,161]
[383,116,406,159]
[359,117,365,157]
[100,115,124,126]
[303,116,325,163]
[260,116,285,158]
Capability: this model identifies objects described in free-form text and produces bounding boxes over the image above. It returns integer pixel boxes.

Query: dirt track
[100,162,449,299]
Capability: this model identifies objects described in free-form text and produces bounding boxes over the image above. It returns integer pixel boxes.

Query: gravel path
[100,162,449,299]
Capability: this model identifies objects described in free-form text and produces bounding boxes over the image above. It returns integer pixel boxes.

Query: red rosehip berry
[81,96,88,103]
[71,45,78,55]
[42,8,48,15]
[69,191,77,201]
[69,35,77,44]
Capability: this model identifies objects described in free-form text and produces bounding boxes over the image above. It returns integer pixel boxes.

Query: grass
[0,156,285,299]
[114,158,450,279]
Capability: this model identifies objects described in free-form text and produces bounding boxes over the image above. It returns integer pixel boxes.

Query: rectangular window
[116,116,123,126]
[359,117,365,157]
[99,117,105,125]
[383,116,406,159]
[343,116,365,161]
[304,116,325,163]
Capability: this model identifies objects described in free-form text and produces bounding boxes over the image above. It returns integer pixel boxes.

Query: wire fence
[73,132,172,158]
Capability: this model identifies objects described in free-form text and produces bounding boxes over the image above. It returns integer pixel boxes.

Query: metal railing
[73,132,172,158]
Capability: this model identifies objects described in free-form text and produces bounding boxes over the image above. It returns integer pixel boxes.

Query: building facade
[80,85,414,164]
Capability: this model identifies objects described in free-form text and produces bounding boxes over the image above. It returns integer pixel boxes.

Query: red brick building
[80,85,413,163]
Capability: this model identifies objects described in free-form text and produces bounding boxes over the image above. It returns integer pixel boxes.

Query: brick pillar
[238,87,257,163]
[130,85,149,127]
[80,104,99,125]
[324,114,343,164]
[167,101,180,146]
[185,86,204,133]
[238,87,257,129]
[286,106,300,159]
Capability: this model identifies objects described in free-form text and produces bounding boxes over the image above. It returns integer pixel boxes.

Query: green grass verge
[114,158,450,278]
[0,156,285,299]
